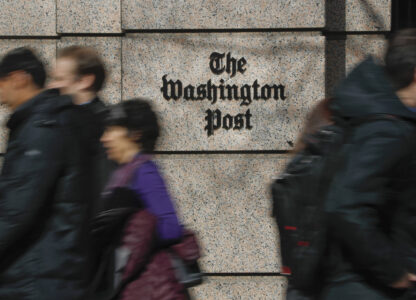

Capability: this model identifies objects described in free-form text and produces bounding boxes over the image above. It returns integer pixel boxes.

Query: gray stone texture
[328,0,391,31]
[0,40,57,153]
[154,154,289,272]
[123,32,325,151]
[57,0,121,33]
[122,0,324,30]
[189,276,288,300]
[58,37,122,104]
[0,0,56,36]
[346,35,387,74]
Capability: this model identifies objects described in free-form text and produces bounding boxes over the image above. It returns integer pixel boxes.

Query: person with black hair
[0,47,91,299]
[319,28,416,299]
[101,98,182,244]
[95,98,190,299]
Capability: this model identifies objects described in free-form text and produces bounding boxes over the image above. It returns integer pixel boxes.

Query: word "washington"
[161,75,287,107]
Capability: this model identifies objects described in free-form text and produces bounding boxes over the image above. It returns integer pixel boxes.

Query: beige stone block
[154,154,290,272]
[57,0,121,33]
[347,0,390,31]
[57,37,122,104]
[0,1,56,36]
[189,276,288,300]
[0,39,56,153]
[346,35,387,74]
[329,0,391,31]
[122,0,324,30]
[123,33,325,151]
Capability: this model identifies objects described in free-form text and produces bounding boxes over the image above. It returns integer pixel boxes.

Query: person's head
[385,29,416,92]
[0,47,46,109]
[49,46,106,103]
[100,98,160,164]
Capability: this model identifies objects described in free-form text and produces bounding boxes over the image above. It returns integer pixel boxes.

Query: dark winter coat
[71,96,114,216]
[323,57,416,298]
[0,90,92,299]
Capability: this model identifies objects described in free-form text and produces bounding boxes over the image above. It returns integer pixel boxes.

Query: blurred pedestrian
[321,28,416,299]
[49,45,114,215]
[90,99,197,300]
[0,47,91,299]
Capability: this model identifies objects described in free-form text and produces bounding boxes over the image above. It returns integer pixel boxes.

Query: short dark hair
[0,47,46,88]
[385,28,416,90]
[58,46,106,92]
[106,98,160,153]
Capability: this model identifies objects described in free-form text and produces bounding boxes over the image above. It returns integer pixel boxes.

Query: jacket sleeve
[0,126,64,257]
[133,162,183,244]
[325,120,410,285]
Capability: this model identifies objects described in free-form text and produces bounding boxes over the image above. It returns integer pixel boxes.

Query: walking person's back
[321,29,416,299]
[0,48,91,299]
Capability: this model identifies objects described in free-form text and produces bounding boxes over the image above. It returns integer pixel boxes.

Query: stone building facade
[0,1,391,299]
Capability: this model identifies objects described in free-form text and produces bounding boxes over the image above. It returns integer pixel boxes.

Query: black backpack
[271,115,404,294]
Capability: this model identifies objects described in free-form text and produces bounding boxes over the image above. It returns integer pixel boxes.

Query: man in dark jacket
[322,29,416,299]
[0,48,90,299]
[49,46,113,215]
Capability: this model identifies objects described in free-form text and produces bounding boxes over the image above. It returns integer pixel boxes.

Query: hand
[390,273,416,289]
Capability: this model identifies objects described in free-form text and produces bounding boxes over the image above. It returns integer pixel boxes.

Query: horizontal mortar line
[59,32,125,37]
[123,28,324,34]
[0,35,59,40]
[0,29,391,40]
[152,150,291,155]
[323,30,390,36]
[204,272,289,277]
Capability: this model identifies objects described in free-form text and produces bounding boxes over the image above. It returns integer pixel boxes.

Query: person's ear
[9,71,31,89]
[78,74,95,91]
[128,130,142,143]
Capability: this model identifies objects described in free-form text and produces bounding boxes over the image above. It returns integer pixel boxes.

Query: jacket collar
[6,89,72,131]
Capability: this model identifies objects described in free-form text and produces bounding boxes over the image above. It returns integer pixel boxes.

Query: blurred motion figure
[0,48,91,299]
[320,29,416,299]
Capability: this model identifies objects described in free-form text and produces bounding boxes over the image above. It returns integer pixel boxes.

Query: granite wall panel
[154,154,289,272]
[122,0,324,30]
[328,0,391,32]
[123,32,325,151]
[0,0,56,36]
[346,35,387,74]
[58,37,122,104]
[189,276,288,300]
[57,0,121,33]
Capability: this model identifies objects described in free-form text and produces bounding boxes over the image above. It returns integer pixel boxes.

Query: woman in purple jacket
[97,98,190,300]
[100,98,182,244]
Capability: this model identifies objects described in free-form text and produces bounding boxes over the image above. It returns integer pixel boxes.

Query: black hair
[58,46,106,92]
[385,28,416,90]
[106,98,160,153]
[0,47,46,88]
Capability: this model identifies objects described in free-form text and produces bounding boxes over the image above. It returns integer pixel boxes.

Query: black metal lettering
[245,109,253,129]
[226,85,239,100]
[223,114,233,130]
[209,52,225,75]
[240,84,252,106]
[184,84,196,100]
[261,84,272,100]
[238,57,247,74]
[272,84,287,100]
[161,75,182,100]
[204,109,222,136]
[234,114,244,130]
[207,80,218,105]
